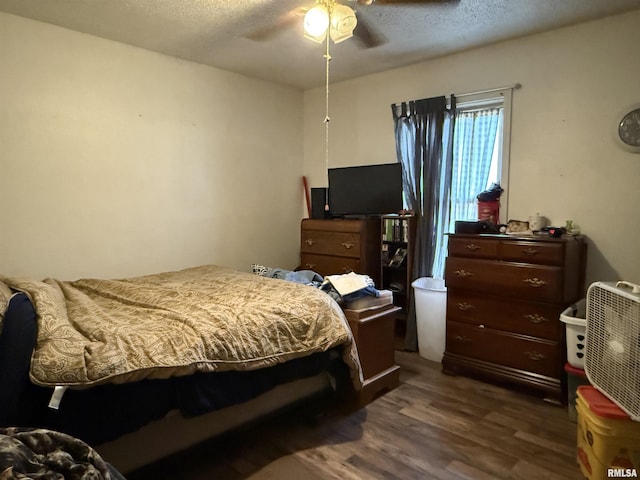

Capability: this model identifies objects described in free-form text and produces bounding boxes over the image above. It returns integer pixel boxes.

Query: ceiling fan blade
[354,15,386,48]
[358,0,456,4]
[245,7,306,42]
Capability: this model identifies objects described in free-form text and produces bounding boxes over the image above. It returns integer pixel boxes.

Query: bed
[0,264,363,474]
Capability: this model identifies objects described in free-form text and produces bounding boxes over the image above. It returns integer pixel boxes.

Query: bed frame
[97,372,334,474]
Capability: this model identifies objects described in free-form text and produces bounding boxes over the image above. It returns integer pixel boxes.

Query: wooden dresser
[442,233,586,403]
[300,218,381,286]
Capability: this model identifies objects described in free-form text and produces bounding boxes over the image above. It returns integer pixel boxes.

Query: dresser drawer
[301,230,361,258]
[446,321,560,378]
[446,291,562,340]
[300,253,360,277]
[447,237,499,259]
[499,240,564,266]
[302,219,365,234]
[445,257,563,303]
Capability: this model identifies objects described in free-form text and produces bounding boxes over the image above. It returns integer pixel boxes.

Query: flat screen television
[328,163,403,217]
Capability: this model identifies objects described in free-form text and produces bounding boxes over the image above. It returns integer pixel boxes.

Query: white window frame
[452,87,514,222]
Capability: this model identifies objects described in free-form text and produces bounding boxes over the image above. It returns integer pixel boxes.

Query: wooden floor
[128,351,584,480]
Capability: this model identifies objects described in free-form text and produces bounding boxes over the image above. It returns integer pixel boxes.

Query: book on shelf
[383,217,411,243]
[388,248,408,267]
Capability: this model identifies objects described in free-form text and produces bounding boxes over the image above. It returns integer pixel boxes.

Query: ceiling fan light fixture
[304,1,357,44]
[329,4,357,43]
[304,30,328,44]
[304,5,330,39]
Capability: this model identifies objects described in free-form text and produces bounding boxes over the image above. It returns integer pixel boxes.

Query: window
[432,89,513,278]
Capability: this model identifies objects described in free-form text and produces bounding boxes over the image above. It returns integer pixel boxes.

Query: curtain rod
[392,83,521,108]
[455,82,522,98]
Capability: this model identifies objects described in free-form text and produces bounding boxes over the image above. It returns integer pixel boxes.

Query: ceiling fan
[246,0,456,49]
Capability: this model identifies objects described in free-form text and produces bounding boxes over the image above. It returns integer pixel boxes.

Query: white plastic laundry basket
[560,299,586,369]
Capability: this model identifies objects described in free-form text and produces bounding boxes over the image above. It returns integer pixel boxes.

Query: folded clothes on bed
[251,264,381,305]
[251,264,324,287]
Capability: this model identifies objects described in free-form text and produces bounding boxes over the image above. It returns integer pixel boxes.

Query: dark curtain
[391,96,455,351]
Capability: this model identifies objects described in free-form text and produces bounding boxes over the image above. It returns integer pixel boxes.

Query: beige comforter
[0,265,362,389]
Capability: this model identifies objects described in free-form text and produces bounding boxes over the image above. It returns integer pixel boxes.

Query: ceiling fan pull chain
[323,34,332,211]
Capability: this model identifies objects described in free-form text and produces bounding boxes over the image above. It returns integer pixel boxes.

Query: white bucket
[412,277,447,362]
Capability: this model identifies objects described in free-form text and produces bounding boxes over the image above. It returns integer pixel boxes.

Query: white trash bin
[412,277,447,362]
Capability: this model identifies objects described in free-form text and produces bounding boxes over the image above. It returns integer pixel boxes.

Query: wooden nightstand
[343,304,401,406]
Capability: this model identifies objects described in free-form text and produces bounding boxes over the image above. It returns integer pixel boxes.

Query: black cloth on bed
[0,293,346,447]
[0,293,42,426]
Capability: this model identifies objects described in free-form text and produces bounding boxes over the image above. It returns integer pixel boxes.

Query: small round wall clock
[617,106,640,153]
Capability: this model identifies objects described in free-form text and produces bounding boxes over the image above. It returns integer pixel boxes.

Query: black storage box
[454,220,498,234]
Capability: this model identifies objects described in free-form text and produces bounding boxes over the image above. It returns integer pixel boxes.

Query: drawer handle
[523,248,539,256]
[524,351,545,361]
[304,263,316,269]
[455,270,473,279]
[524,314,549,324]
[465,244,480,251]
[457,302,475,311]
[454,335,471,344]
[305,239,315,246]
[523,277,547,288]
[341,241,355,249]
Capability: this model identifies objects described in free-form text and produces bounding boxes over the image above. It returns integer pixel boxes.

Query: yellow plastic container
[576,386,640,480]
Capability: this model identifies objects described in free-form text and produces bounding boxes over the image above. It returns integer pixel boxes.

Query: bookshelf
[380,215,417,334]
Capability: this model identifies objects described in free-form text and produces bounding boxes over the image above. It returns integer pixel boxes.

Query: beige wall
[0,13,304,279]
[303,10,640,286]
[2,10,639,286]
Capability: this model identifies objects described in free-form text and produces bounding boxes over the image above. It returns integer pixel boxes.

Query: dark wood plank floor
[128,351,584,479]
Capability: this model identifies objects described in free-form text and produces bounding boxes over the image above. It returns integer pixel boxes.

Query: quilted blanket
[0,265,362,388]
[0,427,124,479]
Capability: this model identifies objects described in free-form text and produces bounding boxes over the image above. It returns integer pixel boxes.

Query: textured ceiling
[1,0,640,89]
